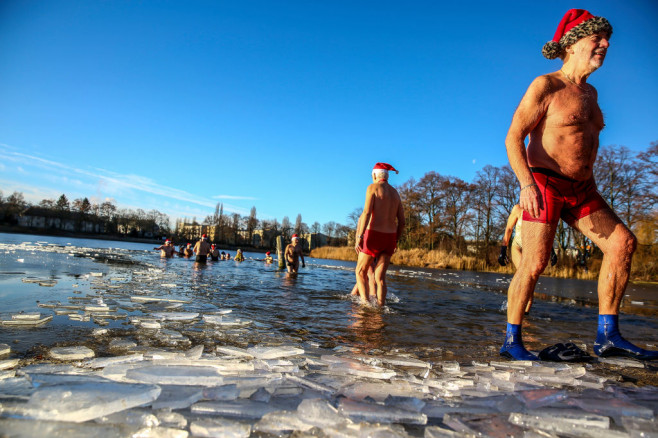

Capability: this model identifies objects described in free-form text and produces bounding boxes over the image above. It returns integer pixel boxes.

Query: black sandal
[538,342,593,362]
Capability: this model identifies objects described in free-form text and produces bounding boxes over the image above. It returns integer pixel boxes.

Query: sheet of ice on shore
[296,398,351,428]
[253,410,315,434]
[216,346,254,358]
[1,315,53,326]
[444,413,525,437]
[151,312,199,321]
[18,381,161,422]
[0,343,10,356]
[95,409,159,427]
[202,384,240,400]
[145,385,198,411]
[126,365,225,386]
[571,395,654,422]
[338,398,428,425]
[246,345,304,359]
[190,418,251,438]
[0,358,20,370]
[0,418,139,438]
[49,346,95,360]
[515,388,568,409]
[329,361,396,379]
[191,400,277,419]
[340,381,425,402]
[508,410,611,436]
[83,354,144,369]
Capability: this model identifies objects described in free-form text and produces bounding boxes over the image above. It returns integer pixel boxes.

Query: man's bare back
[524,71,605,181]
[363,182,402,234]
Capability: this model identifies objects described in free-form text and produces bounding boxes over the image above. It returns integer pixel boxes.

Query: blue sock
[594,314,658,360]
[500,323,538,361]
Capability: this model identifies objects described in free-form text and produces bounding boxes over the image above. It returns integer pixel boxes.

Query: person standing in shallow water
[153,239,176,258]
[193,234,211,264]
[285,234,305,273]
[502,9,658,361]
[354,162,404,307]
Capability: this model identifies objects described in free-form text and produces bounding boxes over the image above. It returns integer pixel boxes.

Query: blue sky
[1,0,656,227]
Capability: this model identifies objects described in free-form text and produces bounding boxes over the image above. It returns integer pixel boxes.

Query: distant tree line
[0,193,171,238]
[349,142,657,266]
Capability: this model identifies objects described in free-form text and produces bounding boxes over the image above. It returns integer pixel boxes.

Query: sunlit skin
[505,31,636,326]
[285,239,305,273]
[153,241,175,258]
[355,172,405,307]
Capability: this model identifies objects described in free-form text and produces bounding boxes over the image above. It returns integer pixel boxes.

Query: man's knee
[606,229,637,260]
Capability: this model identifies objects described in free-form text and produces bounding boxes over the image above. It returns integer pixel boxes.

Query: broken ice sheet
[49,346,95,360]
[246,345,304,359]
[338,397,427,425]
[508,411,611,435]
[151,385,203,409]
[190,418,251,438]
[0,358,20,370]
[19,381,161,422]
[296,398,350,428]
[202,384,240,401]
[444,413,525,437]
[571,396,654,422]
[95,409,159,427]
[328,361,396,379]
[0,418,140,438]
[191,400,277,420]
[0,343,11,356]
[340,381,425,402]
[515,389,568,410]
[254,410,317,434]
[126,365,225,386]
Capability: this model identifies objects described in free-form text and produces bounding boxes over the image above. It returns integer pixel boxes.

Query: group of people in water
[153,233,305,271]
[153,235,244,263]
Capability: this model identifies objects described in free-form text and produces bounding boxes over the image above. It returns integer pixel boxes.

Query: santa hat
[266,251,271,255]
[165,239,171,243]
[542,9,612,59]
[292,234,299,240]
[202,234,207,238]
[373,162,398,173]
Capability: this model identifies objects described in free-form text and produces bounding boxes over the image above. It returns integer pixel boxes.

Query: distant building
[18,207,103,233]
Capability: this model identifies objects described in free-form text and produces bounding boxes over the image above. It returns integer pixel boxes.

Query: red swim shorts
[361,229,397,258]
[522,167,609,226]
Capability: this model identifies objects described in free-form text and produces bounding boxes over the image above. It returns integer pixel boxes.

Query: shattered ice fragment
[329,361,396,379]
[156,411,188,429]
[152,312,199,321]
[96,409,160,427]
[109,339,138,350]
[441,361,460,373]
[202,384,240,401]
[49,346,95,360]
[216,346,254,358]
[249,387,272,403]
[598,357,645,368]
[247,346,305,359]
[22,381,161,422]
[152,385,203,410]
[254,410,314,434]
[11,313,41,320]
[1,315,53,326]
[126,365,225,386]
[340,381,424,402]
[508,411,610,434]
[84,354,144,369]
[191,400,277,419]
[516,389,568,409]
[296,398,350,428]
[131,426,189,437]
[139,321,161,329]
[0,343,10,356]
[338,398,428,425]
[0,359,20,370]
[190,418,251,438]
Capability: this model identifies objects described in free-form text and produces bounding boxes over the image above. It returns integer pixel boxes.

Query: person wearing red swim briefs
[503,9,657,361]
[354,163,405,307]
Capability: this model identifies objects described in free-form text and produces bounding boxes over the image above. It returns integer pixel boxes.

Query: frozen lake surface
[0,232,656,436]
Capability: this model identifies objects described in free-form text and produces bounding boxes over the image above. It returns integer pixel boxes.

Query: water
[1,232,657,359]
[2,232,658,436]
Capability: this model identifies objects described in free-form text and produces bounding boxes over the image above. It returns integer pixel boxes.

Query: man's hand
[498,246,509,266]
[520,184,542,219]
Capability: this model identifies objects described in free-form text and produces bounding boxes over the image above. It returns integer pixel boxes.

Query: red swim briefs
[522,167,609,226]
[361,229,397,258]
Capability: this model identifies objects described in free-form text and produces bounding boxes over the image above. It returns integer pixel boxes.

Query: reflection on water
[0,232,656,361]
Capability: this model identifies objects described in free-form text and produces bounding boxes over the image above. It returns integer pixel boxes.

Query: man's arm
[396,196,405,244]
[355,186,374,250]
[505,75,551,218]
[502,205,520,246]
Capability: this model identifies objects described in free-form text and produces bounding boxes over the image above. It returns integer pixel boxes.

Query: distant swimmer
[234,249,245,262]
[502,9,657,361]
[498,204,557,314]
[264,251,274,264]
[285,234,305,273]
[193,234,211,264]
[220,251,227,260]
[210,244,220,261]
[178,244,185,257]
[354,162,405,307]
[183,243,194,258]
[154,239,176,258]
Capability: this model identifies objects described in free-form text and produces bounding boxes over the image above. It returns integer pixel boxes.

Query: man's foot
[594,333,658,360]
[500,343,538,361]
[594,314,658,361]
[500,323,538,361]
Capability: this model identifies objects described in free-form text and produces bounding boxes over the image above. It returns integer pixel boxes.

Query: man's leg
[373,254,391,307]
[574,209,657,360]
[356,252,374,303]
[510,244,532,313]
[502,220,556,360]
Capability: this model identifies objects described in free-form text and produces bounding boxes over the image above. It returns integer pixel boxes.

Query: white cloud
[212,194,258,200]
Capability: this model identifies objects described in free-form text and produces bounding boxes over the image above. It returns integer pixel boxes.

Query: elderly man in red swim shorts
[354,162,405,307]
[502,9,657,361]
